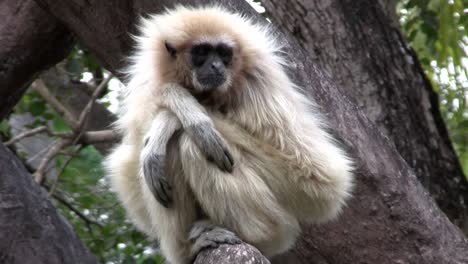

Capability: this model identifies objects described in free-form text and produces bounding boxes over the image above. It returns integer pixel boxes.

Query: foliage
[397,0,468,175]
[5,46,164,263]
[53,146,163,264]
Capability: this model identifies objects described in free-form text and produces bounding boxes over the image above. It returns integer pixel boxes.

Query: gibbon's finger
[207,131,234,172]
[157,177,173,207]
[223,149,234,172]
[187,123,234,173]
[189,221,242,257]
[207,140,233,173]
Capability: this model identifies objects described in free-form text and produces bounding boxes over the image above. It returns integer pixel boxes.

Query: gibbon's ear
[165,41,177,58]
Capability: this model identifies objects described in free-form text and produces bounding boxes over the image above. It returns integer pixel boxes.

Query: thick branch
[194,243,270,264]
[0,143,97,264]
[0,0,74,119]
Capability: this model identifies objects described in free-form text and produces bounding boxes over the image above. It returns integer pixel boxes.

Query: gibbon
[105,5,354,264]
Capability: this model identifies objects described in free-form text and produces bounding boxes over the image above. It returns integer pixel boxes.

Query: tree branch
[76,74,113,133]
[4,126,48,146]
[34,138,72,184]
[0,144,98,264]
[0,0,75,119]
[51,192,103,229]
[32,79,79,130]
[194,243,271,264]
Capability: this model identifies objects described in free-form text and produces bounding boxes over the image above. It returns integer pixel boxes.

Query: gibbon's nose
[210,61,224,74]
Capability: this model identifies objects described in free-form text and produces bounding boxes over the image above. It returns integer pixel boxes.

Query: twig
[32,79,79,130]
[76,74,113,134]
[81,130,119,144]
[4,126,48,146]
[48,145,83,197]
[34,138,72,184]
[6,126,118,146]
[51,192,103,229]
[23,74,116,186]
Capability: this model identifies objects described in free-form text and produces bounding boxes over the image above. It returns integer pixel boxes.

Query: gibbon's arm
[141,110,181,208]
[141,83,234,208]
[158,83,234,173]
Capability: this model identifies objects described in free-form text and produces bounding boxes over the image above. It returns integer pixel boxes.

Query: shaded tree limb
[194,243,271,264]
[0,0,74,119]
[0,143,98,264]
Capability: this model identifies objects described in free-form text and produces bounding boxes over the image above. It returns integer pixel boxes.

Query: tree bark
[0,144,98,264]
[0,0,466,263]
[0,0,75,119]
[261,0,468,230]
[194,243,270,264]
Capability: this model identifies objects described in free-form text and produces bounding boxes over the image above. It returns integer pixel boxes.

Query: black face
[190,43,233,90]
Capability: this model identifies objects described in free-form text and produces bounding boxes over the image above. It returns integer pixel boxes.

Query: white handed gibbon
[105,5,354,264]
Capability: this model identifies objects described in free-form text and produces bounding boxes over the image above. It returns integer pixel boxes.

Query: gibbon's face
[165,40,234,94]
[189,42,233,92]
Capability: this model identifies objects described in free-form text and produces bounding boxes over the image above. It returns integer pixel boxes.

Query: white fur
[105,5,354,264]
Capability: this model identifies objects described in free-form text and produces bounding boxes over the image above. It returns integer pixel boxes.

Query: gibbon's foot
[186,122,234,173]
[189,220,242,257]
[142,154,173,208]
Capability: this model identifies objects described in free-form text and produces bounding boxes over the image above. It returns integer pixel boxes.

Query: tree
[0,0,467,263]
[261,0,468,230]
[0,144,97,264]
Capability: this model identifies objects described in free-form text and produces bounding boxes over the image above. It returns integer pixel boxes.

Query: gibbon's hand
[142,154,173,208]
[186,122,234,173]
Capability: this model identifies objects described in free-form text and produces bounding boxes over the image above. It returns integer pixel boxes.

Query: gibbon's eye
[216,44,233,65]
[191,44,212,67]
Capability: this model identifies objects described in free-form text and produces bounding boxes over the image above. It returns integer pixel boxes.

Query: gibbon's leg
[141,110,181,208]
[188,220,241,257]
[178,133,300,256]
[159,83,234,172]
[141,133,199,264]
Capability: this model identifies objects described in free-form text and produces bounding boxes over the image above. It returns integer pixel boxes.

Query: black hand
[143,154,173,208]
[187,122,234,173]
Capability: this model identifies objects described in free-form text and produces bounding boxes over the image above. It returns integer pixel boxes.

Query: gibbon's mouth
[196,74,226,91]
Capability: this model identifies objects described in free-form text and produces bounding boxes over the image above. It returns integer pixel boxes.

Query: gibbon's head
[132,5,282,103]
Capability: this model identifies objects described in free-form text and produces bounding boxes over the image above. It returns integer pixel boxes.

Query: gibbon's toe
[189,220,242,256]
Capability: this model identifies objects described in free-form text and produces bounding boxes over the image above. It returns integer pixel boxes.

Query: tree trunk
[0,144,98,264]
[261,0,468,230]
[0,0,467,263]
[0,0,75,119]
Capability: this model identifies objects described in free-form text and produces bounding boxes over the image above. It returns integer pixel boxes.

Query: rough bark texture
[0,144,98,264]
[194,243,271,264]
[0,0,75,119]
[0,0,466,263]
[261,0,468,230]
